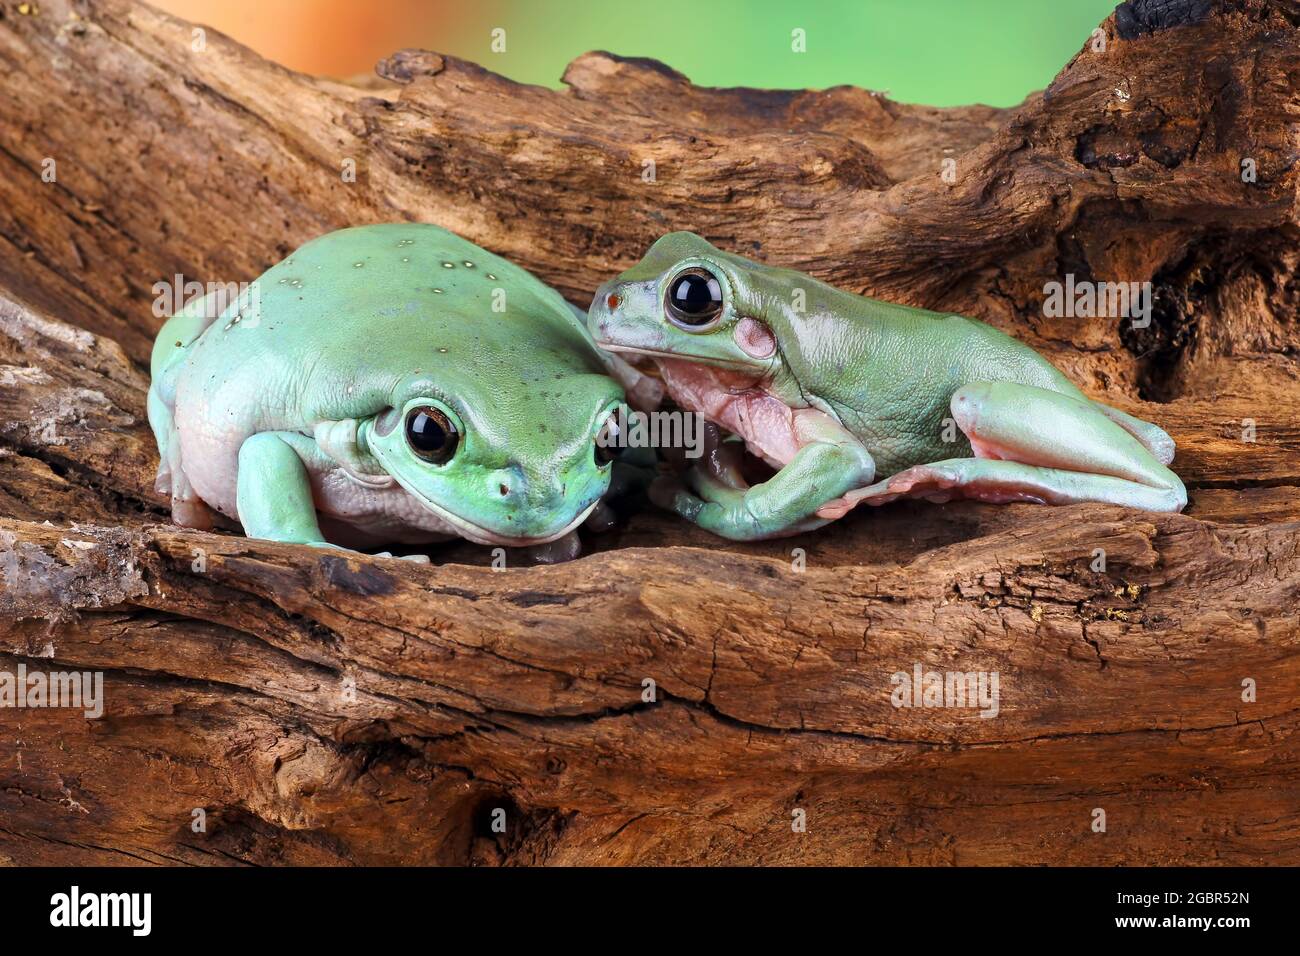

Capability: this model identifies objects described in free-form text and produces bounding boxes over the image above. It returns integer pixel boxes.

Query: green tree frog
[588,232,1185,541]
[148,223,657,558]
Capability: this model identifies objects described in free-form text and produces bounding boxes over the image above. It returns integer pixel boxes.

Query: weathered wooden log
[0,0,1297,865]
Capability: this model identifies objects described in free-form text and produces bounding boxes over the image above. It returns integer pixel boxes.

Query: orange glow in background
[158,0,460,78]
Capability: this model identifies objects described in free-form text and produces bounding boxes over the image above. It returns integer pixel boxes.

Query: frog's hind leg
[148,290,226,529]
[1091,400,1177,466]
[852,381,1187,513]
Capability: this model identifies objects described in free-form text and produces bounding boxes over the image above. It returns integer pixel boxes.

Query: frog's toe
[583,500,619,534]
[372,550,432,563]
[171,495,218,531]
[684,465,747,508]
[850,464,967,506]
[886,463,963,495]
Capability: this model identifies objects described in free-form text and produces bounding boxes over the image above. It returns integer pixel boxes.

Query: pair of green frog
[148,224,1185,559]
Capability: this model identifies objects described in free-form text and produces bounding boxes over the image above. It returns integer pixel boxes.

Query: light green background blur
[445,0,1119,106]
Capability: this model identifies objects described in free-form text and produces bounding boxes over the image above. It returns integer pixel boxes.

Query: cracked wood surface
[1,0,1299,864]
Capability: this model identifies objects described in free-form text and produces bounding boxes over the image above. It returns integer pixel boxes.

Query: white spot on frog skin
[354,261,364,268]
[486,273,497,280]
[463,261,475,268]
[401,257,410,263]
[432,288,444,294]
[397,238,414,247]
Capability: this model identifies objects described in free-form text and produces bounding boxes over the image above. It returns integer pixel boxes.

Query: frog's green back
[179,222,608,424]
[624,231,1087,474]
[254,222,603,392]
[753,271,1083,473]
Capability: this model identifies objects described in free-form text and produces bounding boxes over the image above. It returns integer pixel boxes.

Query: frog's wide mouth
[390,471,599,547]
[365,439,600,547]
[595,341,756,372]
[455,499,599,548]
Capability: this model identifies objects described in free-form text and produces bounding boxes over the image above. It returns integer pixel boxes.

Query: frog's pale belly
[170,390,254,519]
[656,358,801,467]
[655,358,848,468]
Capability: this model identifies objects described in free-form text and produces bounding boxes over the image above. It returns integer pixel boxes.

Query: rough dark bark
[0,0,1298,865]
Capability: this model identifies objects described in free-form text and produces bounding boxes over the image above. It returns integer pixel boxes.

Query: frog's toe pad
[583,500,619,534]
[171,495,218,531]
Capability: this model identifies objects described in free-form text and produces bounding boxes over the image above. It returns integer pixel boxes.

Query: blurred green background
[460,0,1118,105]
[160,0,1120,107]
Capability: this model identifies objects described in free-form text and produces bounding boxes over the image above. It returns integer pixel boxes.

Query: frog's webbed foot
[852,382,1186,512]
[1092,400,1177,466]
[148,380,221,531]
[651,438,874,541]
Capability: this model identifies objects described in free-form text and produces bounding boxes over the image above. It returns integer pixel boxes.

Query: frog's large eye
[665,269,723,330]
[405,406,459,464]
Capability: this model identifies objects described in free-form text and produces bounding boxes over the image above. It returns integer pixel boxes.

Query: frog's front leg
[236,431,338,547]
[653,435,875,541]
[852,381,1187,512]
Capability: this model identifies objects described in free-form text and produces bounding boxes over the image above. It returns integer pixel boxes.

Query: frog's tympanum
[589,231,1186,541]
[149,224,647,557]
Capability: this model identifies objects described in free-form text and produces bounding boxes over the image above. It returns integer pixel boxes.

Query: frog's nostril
[499,483,510,497]
[606,293,621,310]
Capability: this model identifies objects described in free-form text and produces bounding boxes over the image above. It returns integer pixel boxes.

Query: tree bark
[0,0,1298,865]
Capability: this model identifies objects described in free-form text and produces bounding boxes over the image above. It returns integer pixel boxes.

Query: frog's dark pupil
[408,412,445,450]
[405,407,458,463]
[669,272,722,323]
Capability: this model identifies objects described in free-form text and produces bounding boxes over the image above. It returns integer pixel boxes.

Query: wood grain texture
[0,0,1297,865]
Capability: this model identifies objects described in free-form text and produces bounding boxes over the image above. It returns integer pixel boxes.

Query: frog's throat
[651,357,805,469]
